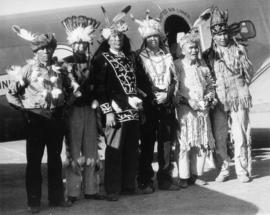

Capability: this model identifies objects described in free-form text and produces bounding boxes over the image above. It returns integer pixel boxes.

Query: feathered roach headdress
[100,5,131,40]
[61,16,100,44]
[11,25,57,52]
[130,9,162,39]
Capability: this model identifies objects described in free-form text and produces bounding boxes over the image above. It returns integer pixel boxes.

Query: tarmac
[0,139,270,215]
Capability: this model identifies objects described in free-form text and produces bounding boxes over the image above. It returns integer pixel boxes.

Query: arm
[93,55,112,114]
[238,44,253,85]
[61,61,81,95]
[6,64,30,108]
[135,54,154,101]
[92,54,116,127]
[166,62,178,102]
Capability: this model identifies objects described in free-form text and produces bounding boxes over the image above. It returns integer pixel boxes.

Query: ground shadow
[0,162,259,215]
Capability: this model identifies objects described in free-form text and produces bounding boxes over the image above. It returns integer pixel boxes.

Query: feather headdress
[177,31,200,48]
[130,9,162,39]
[210,6,228,35]
[101,5,131,40]
[12,25,37,42]
[62,16,100,44]
[193,7,212,28]
[11,25,57,52]
[6,65,24,86]
[192,6,228,51]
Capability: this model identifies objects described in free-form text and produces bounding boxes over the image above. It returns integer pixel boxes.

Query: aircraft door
[163,15,190,59]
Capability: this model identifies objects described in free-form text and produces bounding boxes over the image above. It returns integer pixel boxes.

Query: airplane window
[53,44,73,61]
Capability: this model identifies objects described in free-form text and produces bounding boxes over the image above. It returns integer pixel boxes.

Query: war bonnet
[61,16,100,44]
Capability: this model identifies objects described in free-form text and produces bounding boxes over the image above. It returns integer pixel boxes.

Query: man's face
[146,35,159,50]
[108,32,124,52]
[182,42,199,61]
[213,32,229,47]
[146,35,160,51]
[36,46,54,65]
[72,42,88,55]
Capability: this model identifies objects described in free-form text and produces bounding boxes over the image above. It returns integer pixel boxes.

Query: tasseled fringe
[228,96,252,112]
[178,112,215,153]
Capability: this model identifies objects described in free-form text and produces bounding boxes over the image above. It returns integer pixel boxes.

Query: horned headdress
[11,25,57,52]
[61,16,100,44]
[130,9,162,39]
[100,5,131,40]
[193,6,228,36]
[210,6,228,35]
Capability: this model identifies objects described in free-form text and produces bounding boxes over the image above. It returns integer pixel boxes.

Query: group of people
[6,5,253,214]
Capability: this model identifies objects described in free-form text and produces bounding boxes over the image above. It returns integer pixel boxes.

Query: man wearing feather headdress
[6,26,72,213]
[92,5,143,201]
[61,15,104,203]
[131,10,179,193]
[204,7,253,183]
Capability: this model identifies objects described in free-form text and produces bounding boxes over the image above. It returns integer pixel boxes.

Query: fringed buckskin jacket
[204,40,253,112]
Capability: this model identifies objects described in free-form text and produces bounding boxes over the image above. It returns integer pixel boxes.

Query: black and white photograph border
[0,0,270,214]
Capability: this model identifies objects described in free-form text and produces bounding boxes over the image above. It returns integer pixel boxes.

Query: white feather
[193,8,212,27]
[12,25,36,41]
[6,65,25,85]
[66,26,95,44]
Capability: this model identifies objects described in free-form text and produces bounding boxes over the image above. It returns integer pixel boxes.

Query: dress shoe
[158,182,180,191]
[179,179,188,188]
[215,172,230,182]
[85,194,105,200]
[195,178,208,186]
[68,196,77,203]
[106,193,120,201]
[137,184,155,194]
[187,175,197,185]
[238,175,250,183]
[28,206,40,214]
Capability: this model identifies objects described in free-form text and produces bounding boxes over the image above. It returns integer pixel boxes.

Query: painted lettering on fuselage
[0,75,11,96]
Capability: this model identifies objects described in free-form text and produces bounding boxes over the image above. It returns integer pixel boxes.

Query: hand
[106,112,116,127]
[128,96,143,110]
[198,100,207,111]
[188,99,200,110]
[155,92,167,104]
[72,82,82,98]
[111,100,123,113]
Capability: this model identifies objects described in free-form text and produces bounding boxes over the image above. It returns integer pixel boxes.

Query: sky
[0,0,123,16]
